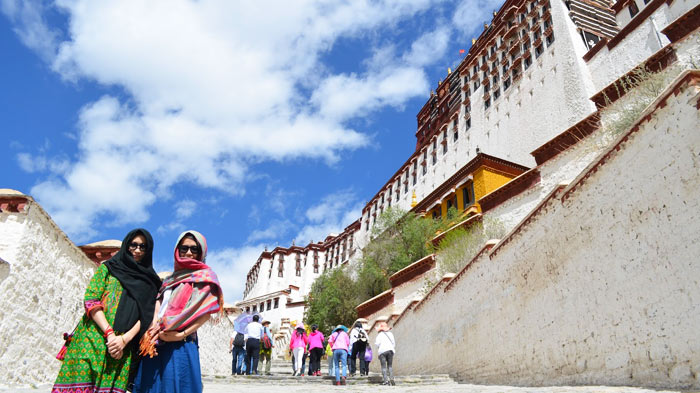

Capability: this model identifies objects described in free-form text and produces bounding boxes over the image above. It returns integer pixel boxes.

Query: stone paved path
[1,382,690,393]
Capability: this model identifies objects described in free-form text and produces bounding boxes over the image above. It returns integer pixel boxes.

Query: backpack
[357,328,368,342]
[233,332,245,347]
[261,328,272,349]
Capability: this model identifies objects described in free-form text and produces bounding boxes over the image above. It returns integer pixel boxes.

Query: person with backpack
[349,321,369,376]
[259,320,274,375]
[229,331,246,375]
[307,324,325,376]
[375,322,396,386]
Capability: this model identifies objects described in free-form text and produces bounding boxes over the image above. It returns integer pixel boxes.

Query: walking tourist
[308,324,325,376]
[259,320,274,375]
[229,331,246,375]
[134,230,224,393]
[244,315,263,375]
[325,333,335,376]
[349,321,369,376]
[289,323,308,376]
[52,229,161,393]
[375,322,396,386]
[328,324,350,386]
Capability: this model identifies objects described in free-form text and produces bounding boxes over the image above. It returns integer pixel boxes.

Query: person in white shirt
[374,322,396,386]
[244,315,264,375]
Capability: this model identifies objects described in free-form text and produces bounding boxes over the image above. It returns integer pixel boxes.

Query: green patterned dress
[52,264,133,393]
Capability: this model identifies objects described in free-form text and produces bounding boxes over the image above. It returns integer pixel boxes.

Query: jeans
[245,338,260,375]
[332,349,348,382]
[379,350,394,383]
[350,341,368,375]
[232,346,245,374]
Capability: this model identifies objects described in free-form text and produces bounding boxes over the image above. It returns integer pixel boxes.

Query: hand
[106,334,125,358]
[159,330,186,342]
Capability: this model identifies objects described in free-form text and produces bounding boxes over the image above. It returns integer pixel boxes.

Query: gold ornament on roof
[411,191,417,207]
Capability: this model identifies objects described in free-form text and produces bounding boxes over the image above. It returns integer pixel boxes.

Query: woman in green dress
[52,228,162,393]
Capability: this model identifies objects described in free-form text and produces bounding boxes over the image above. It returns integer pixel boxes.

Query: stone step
[203,373,457,385]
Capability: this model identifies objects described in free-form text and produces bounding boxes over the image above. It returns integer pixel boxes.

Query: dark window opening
[629,1,639,17]
[535,44,543,58]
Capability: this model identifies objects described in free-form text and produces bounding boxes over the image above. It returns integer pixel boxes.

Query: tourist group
[231,316,397,386]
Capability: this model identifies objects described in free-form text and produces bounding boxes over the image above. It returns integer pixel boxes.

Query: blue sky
[1,0,501,301]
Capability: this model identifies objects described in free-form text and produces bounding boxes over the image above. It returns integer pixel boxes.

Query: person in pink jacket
[327,325,350,385]
[307,324,325,376]
[288,323,308,376]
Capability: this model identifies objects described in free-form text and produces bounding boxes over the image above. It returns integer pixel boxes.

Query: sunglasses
[178,245,201,254]
[128,242,148,251]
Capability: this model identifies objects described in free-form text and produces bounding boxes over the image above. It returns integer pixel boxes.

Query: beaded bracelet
[104,328,114,338]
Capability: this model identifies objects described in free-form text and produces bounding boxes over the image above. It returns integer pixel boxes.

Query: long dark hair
[295,327,305,337]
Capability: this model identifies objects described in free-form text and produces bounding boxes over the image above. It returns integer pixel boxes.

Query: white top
[349,326,367,346]
[245,321,263,340]
[374,330,395,355]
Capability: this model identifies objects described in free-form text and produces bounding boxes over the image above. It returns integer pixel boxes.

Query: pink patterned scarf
[157,230,224,332]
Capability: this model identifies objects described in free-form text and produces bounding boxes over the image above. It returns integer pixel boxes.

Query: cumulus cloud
[295,189,363,245]
[5,0,499,241]
[206,244,267,301]
[1,0,59,61]
[6,0,460,239]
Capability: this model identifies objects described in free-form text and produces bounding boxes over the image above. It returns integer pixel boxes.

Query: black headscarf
[104,228,162,340]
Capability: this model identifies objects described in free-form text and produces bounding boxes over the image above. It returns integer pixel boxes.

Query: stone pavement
[4,361,693,392]
[1,380,691,393]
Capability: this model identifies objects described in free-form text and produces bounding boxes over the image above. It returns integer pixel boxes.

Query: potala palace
[0,0,698,388]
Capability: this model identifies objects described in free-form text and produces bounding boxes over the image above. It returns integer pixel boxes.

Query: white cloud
[452,0,507,37]
[246,220,292,244]
[1,0,59,61]
[5,0,483,240]
[206,245,266,302]
[296,189,363,244]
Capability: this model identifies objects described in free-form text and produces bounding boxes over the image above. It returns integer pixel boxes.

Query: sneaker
[335,381,341,386]
[390,380,395,386]
[341,376,347,385]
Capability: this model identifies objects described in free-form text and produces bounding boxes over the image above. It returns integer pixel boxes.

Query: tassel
[139,330,158,358]
[56,332,73,361]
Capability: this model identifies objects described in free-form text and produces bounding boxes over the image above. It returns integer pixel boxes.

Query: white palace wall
[388,73,700,389]
[0,193,97,386]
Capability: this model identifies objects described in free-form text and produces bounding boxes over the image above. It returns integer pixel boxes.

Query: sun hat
[295,323,305,330]
[333,324,348,333]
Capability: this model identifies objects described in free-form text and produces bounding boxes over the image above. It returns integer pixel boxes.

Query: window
[267,300,272,310]
[253,305,257,312]
[628,1,639,17]
[494,88,501,100]
[492,74,499,85]
[432,152,437,165]
[473,65,478,74]
[535,44,543,58]
[295,256,301,276]
[474,79,480,90]
[278,255,284,277]
[274,298,279,308]
[546,32,555,46]
[462,185,472,207]
[504,77,511,91]
[412,173,416,185]
[581,31,600,50]
[422,162,427,175]
[503,64,509,75]
[484,98,491,109]
[465,118,471,130]
[524,53,532,69]
[246,307,250,313]
[260,302,265,311]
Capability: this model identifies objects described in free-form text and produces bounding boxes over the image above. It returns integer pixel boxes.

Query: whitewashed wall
[0,194,97,386]
[198,315,236,376]
[388,74,700,389]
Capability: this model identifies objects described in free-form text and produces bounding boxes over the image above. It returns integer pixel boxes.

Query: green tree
[304,268,358,334]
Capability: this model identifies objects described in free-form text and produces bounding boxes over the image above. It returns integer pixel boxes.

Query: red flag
[459,49,465,55]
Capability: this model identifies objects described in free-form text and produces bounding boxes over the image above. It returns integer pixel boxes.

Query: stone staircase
[204,360,457,386]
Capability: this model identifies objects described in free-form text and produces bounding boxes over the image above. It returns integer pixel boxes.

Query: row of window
[245,297,280,314]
